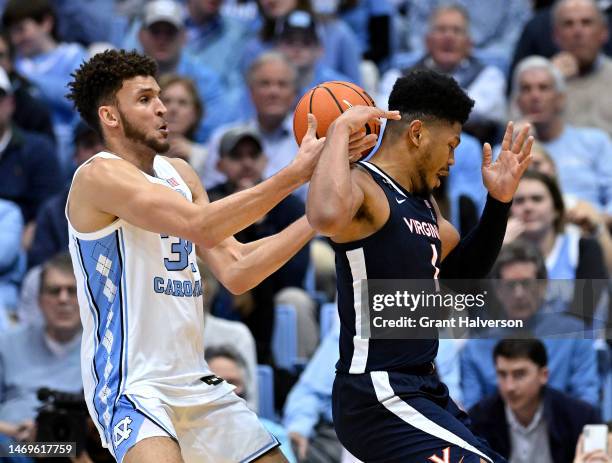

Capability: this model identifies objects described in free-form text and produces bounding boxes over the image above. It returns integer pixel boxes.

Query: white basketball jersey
[67,152,233,445]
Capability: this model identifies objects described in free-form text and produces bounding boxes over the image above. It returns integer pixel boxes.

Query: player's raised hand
[482,121,534,203]
[291,113,327,181]
[331,105,401,136]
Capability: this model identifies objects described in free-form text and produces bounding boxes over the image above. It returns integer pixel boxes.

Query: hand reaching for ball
[290,113,327,183]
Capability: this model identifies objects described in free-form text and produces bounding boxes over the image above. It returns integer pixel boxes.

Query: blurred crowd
[0,0,610,462]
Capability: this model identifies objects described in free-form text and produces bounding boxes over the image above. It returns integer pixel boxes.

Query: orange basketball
[293,81,379,157]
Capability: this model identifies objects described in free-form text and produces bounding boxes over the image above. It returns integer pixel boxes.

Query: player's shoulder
[74,154,134,186]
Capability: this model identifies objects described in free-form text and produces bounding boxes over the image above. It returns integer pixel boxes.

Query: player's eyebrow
[452,136,461,146]
[135,86,159,95]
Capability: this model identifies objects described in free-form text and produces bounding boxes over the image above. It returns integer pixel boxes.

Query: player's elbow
[306,204,349,236]
[220,271,250,295]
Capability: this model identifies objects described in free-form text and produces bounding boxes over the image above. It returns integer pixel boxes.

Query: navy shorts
[333,370,505,463]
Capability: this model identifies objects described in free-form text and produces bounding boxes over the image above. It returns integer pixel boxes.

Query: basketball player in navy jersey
[63,50,387,463]
[307,71,533,462]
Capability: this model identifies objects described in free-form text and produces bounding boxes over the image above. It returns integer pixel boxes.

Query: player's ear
[407,120,422,147]
[98,106,119,129]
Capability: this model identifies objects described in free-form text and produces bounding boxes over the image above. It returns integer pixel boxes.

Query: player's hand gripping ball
[293,81,380,159]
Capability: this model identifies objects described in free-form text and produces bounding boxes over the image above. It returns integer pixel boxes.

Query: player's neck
[370,142,419,194]
[105,138,157,175]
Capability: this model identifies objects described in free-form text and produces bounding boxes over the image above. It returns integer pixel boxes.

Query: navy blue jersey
[330,161,441,374]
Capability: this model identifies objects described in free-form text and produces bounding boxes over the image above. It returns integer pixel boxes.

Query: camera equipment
[36,388,88,455]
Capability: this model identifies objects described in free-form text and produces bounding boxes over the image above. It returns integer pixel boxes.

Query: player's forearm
[307,123,353,233]
[440,195,512,278]
[197,167,306,248]
[224,216,315,294]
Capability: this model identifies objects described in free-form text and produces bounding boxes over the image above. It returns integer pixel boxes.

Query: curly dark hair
[66,49,157,135]
[388,70,474,125]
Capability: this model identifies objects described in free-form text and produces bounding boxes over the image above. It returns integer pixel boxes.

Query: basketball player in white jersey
[64,50,378,463]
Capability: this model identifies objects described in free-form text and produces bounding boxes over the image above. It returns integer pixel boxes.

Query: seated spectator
[0,199,24,316]
[524,142,612,273]
[159,74,208,177]
[207,127,317,362]
[28,122,103,269]
[552,0,612,138]
[283,328,343,463]
[276,10,351,98]
[0,65,62,225]
[138,0,237,141]
[380,4,506,144]
[469,339,602,463]
[460,242,601,409]
[203,52,299,193]
[2,0,88,175]
[509,0,612,95]
[0,253,82,434]
[509,171,608,281]
[512,56,612,214]
[205,345,297,463]
[0,32,54,143]
[241,0,362,83]
[402,0,532,66]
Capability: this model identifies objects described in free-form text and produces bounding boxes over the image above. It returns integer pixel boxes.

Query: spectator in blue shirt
[2,0,89,176]
[0,199,24,316]
[138,0,239,142]
[511,56,612,215]
[283,328,342,463]
[460,241,601,409]
[0,253,82,438]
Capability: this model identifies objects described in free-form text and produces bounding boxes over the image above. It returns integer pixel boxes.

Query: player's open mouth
[158,124,168,135]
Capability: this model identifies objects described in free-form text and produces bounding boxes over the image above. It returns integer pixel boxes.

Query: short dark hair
[493,339,548,368]
[387,70,474,126]
[2,0,58,41]
[520,170,565,233]
[67,49,158,135]
[492,240,548,279]
[39,252,74,294]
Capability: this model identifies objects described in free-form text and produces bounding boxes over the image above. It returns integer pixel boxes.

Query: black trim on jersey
[113,230,126,405]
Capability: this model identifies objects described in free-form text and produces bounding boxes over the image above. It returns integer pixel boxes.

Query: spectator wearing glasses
[0,253,82,443]
[460,241,600,409]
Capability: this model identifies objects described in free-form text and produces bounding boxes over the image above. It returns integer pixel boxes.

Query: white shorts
[100,391,279,462]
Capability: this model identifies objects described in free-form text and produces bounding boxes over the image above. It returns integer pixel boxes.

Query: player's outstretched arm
[200,216,314,294]
[307,106,400,236]
[70,117,325,249]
